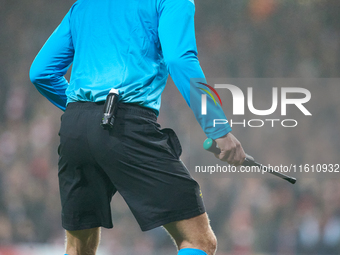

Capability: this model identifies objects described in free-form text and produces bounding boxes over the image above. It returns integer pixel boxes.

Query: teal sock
[178,248,208,255]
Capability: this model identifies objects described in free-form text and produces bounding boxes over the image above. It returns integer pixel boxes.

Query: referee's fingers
[214,132,246,166]
[215,147,231,161]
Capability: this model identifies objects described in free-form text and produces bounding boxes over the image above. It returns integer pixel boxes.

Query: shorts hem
[139,207,206,232]
[62,222,113,231]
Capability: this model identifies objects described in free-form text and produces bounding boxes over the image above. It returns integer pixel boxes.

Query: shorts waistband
[66,101,157,121]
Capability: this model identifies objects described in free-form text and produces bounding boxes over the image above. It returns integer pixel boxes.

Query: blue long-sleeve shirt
[30,0,231,139]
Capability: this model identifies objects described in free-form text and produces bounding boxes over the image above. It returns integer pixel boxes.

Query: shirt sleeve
[29,9,74,111]
[157,0,232,139]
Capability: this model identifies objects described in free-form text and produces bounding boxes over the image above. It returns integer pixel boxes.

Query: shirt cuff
[206,125,232,140]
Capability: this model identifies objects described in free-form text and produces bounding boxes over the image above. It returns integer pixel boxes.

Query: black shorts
[58,102,205,231]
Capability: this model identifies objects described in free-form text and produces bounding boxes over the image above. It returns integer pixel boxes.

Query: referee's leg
[164,213,217,255]
[65,227,101,255]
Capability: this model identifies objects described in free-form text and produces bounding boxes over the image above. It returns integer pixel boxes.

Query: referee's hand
[214,132,246,166]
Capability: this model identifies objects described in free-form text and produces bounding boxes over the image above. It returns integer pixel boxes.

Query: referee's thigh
[163,213,217,255]
[65,227,101,255]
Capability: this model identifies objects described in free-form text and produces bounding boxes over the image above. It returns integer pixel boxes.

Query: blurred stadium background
[1,0,340,254]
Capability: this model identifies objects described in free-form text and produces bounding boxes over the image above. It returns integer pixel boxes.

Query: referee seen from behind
[30,0,246,255]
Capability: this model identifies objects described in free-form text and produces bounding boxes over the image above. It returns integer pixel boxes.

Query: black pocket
[58,111,84,139]
[161,128,182,159]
